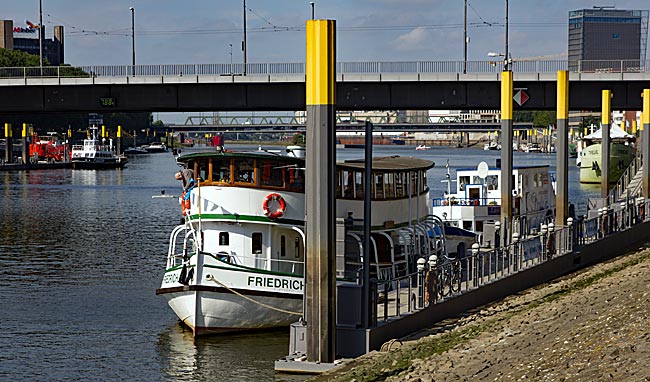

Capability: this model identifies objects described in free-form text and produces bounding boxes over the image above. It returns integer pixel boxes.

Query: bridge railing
[0,60,648,79]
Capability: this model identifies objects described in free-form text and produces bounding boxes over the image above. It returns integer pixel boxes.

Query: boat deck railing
[431,197,500,207]
[607,154,644,204]
[369,198,649,325]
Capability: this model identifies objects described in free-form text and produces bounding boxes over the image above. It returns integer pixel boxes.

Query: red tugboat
[29,132,66,163]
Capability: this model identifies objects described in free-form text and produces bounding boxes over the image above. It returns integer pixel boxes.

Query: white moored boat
[431,161,556,250]
[70,126,127,169]
[156,145,439,336]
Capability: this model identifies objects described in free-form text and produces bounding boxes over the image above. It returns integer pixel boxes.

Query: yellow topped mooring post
[4,123,13,163]
[500,70,513,243]
[556,71,569,226]
[116,125,123,155]
[642,89,650,198]
[305,19,336,364]
[22,123,29,165]
[601,90,612,197]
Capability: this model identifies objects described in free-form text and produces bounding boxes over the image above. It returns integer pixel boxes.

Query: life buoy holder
[263,193,286,220]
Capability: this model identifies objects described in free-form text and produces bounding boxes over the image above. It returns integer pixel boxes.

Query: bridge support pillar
[641,89,650,199]
[305,19,336,364]
[601,90,612,198]
[556,71,569,225]
[500,71,513,244]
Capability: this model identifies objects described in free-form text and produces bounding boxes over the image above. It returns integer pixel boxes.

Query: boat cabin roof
[339,156,434,172]
[456,164,549,172]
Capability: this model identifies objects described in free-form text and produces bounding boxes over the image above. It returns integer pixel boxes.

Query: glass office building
[568,8,648,72]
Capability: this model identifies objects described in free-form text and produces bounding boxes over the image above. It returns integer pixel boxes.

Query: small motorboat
[415,144,431,151]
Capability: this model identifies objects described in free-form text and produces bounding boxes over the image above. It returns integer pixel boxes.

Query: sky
[4,0,650,123]
[5,0,650,65]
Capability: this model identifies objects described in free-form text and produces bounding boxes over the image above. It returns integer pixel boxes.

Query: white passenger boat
[70,126,127,169]
[431,161,556,249]
[156,145,440,336]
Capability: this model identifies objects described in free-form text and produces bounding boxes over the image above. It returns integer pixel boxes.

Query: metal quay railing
[369,198,649,325]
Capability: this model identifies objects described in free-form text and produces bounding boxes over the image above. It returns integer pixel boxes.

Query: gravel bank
[312,246,650,382]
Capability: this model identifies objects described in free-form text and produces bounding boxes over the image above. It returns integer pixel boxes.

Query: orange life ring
[263,193,286,220]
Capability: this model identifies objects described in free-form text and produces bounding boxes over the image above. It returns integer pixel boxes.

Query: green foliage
[291,132,305,145]
[532,110,556,128]
[0,48,46,67]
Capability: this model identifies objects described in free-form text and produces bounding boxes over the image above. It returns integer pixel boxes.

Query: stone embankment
[313,247,650,382]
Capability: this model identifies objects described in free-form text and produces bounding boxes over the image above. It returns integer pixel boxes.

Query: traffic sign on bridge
[513,89,529,106]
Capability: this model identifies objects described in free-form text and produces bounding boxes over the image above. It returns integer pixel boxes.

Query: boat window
[374,173,384,199]
[285,166,305,192]
[280,235,286,257]
[235,158,256,184]
[485,175,499,190]
[475,221,484,232]
[459,176,470,191]
[463,220,473,230]
[194,160,209,183]
[212,159,231,183]
[219,232,229,245]
[395,173,405,198]
[335,171,342,198]
[355,171,364,198]
[384,173,395,198]
[422,171,428,191]
[343,170,354,198]
[410,171,418,195]
[259,160,284,187]
[294,237,300,258]
[252,232,263,255]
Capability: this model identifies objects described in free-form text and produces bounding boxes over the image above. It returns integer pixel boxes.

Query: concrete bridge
[1,60,649,113]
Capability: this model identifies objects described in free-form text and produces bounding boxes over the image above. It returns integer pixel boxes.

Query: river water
[0,144,599,381]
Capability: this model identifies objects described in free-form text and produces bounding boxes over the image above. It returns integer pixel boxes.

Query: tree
[0,48,47,67]
[532,111,556,128]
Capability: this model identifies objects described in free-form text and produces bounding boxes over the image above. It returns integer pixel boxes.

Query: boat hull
[157,263,303,336]
[579,143,635,184]
[158,287,302,335]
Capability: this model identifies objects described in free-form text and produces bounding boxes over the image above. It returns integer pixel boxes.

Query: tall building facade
[0,20,64,65]
[568,8,649,71]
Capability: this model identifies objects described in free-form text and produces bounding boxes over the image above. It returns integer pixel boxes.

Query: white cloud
[393,27,429,51]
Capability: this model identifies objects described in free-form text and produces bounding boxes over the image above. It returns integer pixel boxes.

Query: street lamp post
[39,0,43,72]
[505,0,509,71]
[129,7,135,75]
[242,0,247,76]
[229,43,233,76]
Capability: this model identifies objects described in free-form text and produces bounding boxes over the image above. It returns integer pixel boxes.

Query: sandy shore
[312,246,650,382]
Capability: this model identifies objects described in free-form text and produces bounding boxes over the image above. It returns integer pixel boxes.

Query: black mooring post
[362,120,373,328]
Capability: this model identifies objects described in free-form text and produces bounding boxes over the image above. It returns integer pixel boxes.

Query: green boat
[578,125,636,184]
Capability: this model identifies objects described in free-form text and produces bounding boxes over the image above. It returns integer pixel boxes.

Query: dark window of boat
[235,158,256,184]
[280,235,286,257]
[463,220,472,230]
[475,220,484,233]
[294,237,300,258]
[219,232,229,246]
[285,165,305,192]
[395,173,405,198]
[374,173,384,199]
[355,171,363,198]
[384,173,395,198]
[252,232,263,255]
[212,159,231,183]
[342,170,354,198]
[194,160,209,184]
[459,176,470,191]
[259,160,284,187]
